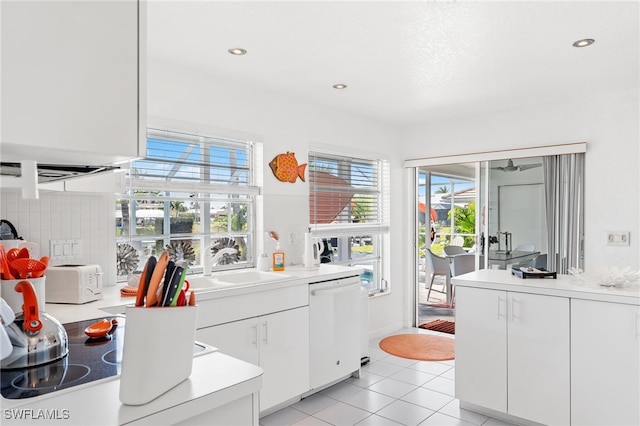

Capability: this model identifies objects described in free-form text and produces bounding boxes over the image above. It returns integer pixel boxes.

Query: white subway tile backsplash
[0,189,117,286]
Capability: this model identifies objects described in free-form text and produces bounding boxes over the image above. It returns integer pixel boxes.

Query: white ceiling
[147,1,639,127]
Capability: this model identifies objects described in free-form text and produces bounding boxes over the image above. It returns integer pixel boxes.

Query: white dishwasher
[309,275,362,390]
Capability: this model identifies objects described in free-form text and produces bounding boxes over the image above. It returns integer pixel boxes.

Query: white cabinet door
[259,307,310,412]
[507,292,570,426]
[571,299,640,426]
[1,0,145,165]
[455,286,507,412]
[456,287,570,425]
[195,307,309,414]
[196,318,260,367]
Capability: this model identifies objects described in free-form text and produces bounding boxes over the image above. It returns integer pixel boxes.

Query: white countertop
[452,269,640,305]
[1,350,263,425]
[45,264,362,324]
[0,264,365,423]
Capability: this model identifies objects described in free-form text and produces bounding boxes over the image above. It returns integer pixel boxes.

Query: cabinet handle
[498,296,506,320]
[262,321,268,344]
[636,312,640,341]
[252,324,258,347]
[510,296,519,322]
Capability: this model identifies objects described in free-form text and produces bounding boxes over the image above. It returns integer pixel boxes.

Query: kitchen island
[2,350,263,425]
[453,269,640,426]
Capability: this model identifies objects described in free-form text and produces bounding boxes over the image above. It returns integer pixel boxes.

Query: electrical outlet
[606,232,630,246]
[289,232,296,244]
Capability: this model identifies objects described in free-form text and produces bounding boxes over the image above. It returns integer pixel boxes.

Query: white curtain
[543,153,585,273]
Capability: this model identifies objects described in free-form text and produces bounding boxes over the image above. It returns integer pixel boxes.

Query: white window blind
[308,150,389,294]
[309,151,388,234]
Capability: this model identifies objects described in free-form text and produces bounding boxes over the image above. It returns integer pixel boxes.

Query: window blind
[116,127,258,276]
[127,128,259,195]
[309,151,388,234]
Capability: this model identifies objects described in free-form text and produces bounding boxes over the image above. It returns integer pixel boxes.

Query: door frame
[405,142,587,327]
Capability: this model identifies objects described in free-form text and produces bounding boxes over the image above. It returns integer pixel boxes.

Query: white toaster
[45,264,103,304]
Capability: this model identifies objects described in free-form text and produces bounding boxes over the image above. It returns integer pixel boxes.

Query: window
[116,127,259,280]
[309,150,389,294]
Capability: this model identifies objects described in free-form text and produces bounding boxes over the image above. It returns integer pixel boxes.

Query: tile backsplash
[0,189,117,285]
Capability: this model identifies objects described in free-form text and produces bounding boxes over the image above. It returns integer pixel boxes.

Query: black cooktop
[1,316,204,400]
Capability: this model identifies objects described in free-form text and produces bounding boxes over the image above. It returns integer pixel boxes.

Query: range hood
[0,162,120,184]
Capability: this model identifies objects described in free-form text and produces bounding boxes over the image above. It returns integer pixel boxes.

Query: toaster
[45,264,103,304]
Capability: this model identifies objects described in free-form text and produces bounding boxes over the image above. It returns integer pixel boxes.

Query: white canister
[0,277,46,313]
[0,240,23,251]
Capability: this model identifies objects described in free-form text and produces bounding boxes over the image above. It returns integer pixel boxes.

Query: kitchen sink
[213,270,291,284]
[188,270,292,291]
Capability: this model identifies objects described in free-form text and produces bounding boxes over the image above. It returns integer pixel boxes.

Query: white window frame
[116,123,260,280]
[308,148,389,294]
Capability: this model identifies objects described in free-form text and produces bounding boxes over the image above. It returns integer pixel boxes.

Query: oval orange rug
[379,334,455,361]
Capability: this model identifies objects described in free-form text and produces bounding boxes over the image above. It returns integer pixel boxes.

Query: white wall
[0,189,117,285]
[401,88,640,271]
[148,58,406,337]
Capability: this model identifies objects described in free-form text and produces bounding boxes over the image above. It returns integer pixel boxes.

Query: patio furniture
[444,245,466,256]
[450,253,476,277]
[425,249,451,303]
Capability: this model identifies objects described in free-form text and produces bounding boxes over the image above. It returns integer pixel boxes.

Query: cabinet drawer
[196,284,308,328]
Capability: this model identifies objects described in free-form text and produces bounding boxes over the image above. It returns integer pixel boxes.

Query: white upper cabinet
[1,0,146,165]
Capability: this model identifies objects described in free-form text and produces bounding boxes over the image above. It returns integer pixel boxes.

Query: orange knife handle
[15,281,43,334]
[135,269,147,307]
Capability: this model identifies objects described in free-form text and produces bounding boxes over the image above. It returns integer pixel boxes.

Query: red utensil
[10,258,47,279]
[84,318,118,339]
[31,256,49,278]
[17,247,30,259]
[0,246,14,280]
[6,248,21,262]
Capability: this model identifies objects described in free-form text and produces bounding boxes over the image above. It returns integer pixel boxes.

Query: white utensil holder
[0,277,46,313]
[119,305,198,405]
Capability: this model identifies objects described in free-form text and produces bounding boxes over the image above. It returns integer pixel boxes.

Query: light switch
[72,241,82,256]
[50,239,83,260]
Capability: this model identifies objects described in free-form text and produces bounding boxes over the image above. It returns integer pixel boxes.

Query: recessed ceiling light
[332,83,347,90]
[228,48,247,55]
[572,38,595,48]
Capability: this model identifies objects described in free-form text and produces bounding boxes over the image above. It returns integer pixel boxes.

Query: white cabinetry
[197,307,309,414]
[455,286,570,425]
[1,0,145,165]
[571,299,640,426]
[195,283,310,416]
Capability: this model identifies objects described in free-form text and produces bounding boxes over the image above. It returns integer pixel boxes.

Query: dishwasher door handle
[311,282,359,296]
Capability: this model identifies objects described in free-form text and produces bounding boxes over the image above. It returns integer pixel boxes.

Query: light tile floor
[260,328,517,426]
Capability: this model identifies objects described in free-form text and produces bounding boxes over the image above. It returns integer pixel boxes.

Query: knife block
[119,305,198,405]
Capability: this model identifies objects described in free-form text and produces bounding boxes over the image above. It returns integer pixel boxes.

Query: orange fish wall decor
[269,152,307,183]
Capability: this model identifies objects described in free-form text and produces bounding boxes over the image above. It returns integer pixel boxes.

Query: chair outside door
[425,248,451,303]
[444,245,466,256]
[450,253,476,277]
